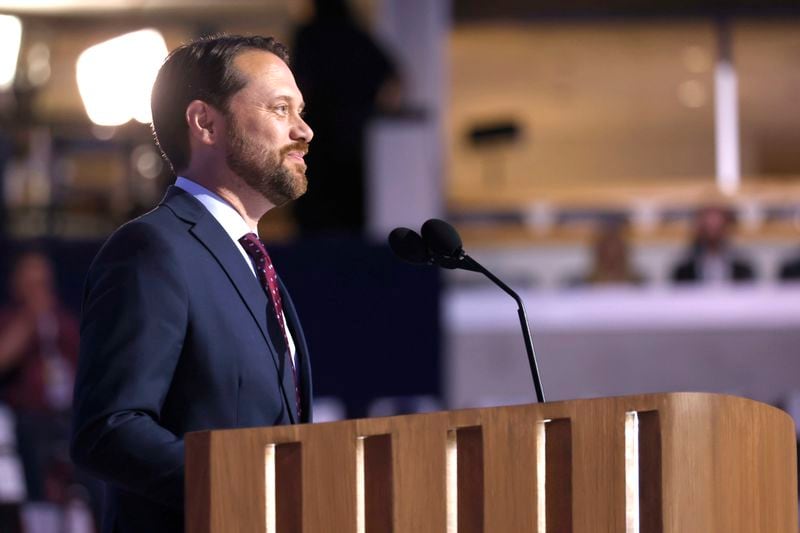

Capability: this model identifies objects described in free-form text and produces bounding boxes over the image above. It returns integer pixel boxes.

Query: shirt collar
[174,176,255,241]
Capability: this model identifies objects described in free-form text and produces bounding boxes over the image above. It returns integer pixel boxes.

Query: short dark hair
[150,34,289,175]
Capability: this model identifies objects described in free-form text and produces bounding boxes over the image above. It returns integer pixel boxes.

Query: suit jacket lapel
[161,186,297,424]
[279,277,313,423]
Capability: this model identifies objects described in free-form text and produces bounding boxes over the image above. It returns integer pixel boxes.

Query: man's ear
[186,100,221,146]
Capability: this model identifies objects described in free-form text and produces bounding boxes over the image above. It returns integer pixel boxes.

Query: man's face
[697,207,729,248]
[223,50,313,207]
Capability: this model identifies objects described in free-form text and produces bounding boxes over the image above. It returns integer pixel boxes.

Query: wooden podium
[185,393,797,532]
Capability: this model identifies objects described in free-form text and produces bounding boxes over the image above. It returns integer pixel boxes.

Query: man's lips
[285,149,307,163]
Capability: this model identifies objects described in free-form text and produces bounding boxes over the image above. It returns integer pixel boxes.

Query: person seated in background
[571,219,644,286]
[0,250,79,504]
[671,204,755,284]
[778,251,800,282]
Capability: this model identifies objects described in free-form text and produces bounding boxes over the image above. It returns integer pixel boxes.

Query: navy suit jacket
[71,186,313,533]
[671,253,755,283]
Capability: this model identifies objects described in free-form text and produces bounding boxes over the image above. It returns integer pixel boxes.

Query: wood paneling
[185,392,798,533]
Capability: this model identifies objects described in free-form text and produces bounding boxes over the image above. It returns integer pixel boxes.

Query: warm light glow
[76,29,168,126]
[0,15,22,90]
[26,42,51,86]
[0,0,125,10]
[677,79,707,109]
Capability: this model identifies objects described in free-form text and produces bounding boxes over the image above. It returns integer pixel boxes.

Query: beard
[225,115,308,207]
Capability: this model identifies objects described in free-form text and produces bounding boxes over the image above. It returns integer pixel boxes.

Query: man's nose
[291,116,314,143]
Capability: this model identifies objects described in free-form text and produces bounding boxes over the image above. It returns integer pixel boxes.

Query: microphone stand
[437,252,546,403]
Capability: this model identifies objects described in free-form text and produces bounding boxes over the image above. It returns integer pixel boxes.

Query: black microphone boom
[462,256,546,403]
[415,218,546,403]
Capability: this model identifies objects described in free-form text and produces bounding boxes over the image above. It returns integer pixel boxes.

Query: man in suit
[779,252,800,282]
[70,35,314,532]
[671,204,755,284]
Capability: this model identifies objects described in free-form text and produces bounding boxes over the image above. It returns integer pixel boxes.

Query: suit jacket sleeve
[71,221,188,511]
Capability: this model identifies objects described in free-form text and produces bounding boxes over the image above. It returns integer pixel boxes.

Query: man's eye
[275,104,289,114]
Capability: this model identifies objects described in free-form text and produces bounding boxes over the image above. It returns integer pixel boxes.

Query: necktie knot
[239,232,267,261]
[238,232,280,295]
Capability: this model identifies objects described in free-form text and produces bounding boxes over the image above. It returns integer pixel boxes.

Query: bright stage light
[0,15,23,91]
[76,28,168,126]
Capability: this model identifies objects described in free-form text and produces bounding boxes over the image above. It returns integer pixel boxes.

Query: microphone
[390,219,546,403]
[389,223,479,272]
[421,218,462,257]
[388,227,431,265]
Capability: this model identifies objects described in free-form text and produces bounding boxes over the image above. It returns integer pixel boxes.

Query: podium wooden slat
[186,392,798,533]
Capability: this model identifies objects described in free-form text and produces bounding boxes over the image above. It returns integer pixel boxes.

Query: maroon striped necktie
[238,233,301,420]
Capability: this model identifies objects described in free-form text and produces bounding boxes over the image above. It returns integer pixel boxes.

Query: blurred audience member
[291,0,403,234]
[671,205,755,284]
[0,250,78,503]
[778,252,800,282]
[573,219,644,286]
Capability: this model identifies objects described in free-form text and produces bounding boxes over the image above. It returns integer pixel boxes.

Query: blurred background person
[570,218,644,286]
[671,205,755,284]
[778,250,800,282]
[291,0,403,235]
[0,250,78,506]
